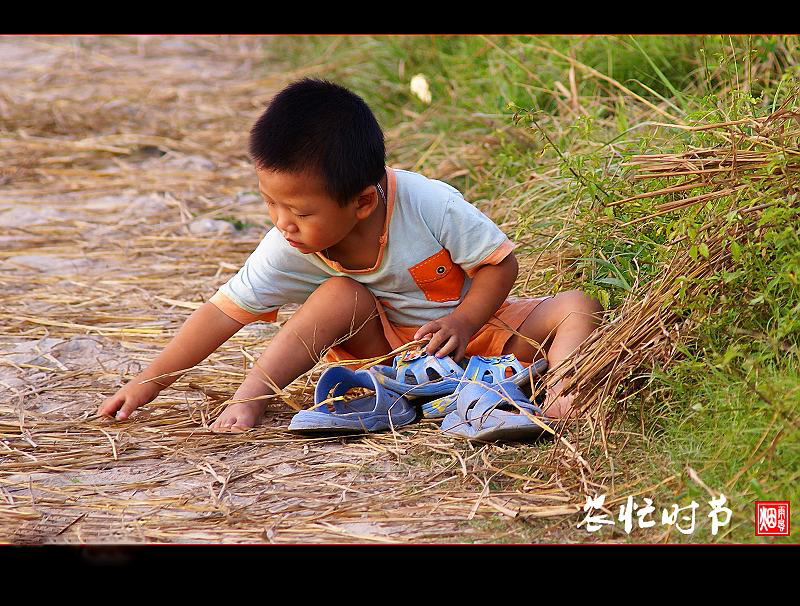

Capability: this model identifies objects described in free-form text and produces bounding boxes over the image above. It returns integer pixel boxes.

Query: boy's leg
[211,277,393,431]
[501,290,603,418]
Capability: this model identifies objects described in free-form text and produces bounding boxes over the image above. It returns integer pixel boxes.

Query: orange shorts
[324,294,553,370]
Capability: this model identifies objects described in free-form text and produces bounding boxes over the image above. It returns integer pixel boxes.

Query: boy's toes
[221,420,254,432]
[210,409,258,433]
[209,399,269,432]
[542,392,576,418]
[210,416,235,433]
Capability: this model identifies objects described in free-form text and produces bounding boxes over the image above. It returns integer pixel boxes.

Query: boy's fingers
[426,330,450,356]
[424,330,449,355]
[435,335,458,358]
[98,398,120,417]
[414,321,438,341]
[117,399,139,420]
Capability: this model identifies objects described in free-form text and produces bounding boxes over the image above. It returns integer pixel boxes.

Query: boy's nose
[274,213,297,233]
[279,222,298,235]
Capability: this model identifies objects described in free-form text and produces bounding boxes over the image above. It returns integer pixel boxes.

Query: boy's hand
[98,376,162,421]
[413,312,479,362]
[95,302,244,423]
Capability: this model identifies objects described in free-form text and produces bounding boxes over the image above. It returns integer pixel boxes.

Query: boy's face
[256,167,375,254]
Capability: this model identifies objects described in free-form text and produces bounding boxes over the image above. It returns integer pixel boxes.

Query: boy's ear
[353,185,380,219]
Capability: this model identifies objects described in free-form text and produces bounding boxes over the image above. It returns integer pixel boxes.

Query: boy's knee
[564,289,602,310]
[556,289,603,322]
[315,277,376,311]
[318,276,363,295]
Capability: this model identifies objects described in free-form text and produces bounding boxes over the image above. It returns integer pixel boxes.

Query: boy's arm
[414,252,519,360]
[98,301,244,420]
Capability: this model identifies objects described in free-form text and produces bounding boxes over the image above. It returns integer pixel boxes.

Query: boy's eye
[296,214,309,219]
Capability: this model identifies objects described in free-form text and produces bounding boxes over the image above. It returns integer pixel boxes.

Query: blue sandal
[288,366,417,433]
[440,380,551,442]
[421,355,548,419]
[368,349,465,399]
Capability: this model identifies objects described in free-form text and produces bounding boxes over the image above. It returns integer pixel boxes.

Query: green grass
[262,35,800,542]
[640,355,800,543]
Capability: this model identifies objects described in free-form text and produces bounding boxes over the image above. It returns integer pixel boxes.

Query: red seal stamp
[755,501,790,536]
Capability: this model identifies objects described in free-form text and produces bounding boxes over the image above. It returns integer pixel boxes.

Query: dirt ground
[0,36,588,544]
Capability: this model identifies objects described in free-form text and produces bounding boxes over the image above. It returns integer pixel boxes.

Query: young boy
[99,78,603,432]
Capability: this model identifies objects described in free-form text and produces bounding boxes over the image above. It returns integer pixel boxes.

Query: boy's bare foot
[541,391,575,419]
[210,399,268,432]
[539,378,576,419]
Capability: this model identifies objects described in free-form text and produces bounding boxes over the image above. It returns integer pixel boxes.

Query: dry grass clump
[539,95,800,460]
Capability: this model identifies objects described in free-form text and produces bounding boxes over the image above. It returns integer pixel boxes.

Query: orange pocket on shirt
[408,248,465,302]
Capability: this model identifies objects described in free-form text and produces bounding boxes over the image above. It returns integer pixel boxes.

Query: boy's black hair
[249,78,386,206]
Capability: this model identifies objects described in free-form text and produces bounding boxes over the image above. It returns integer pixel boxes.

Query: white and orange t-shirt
[209,167,515,328]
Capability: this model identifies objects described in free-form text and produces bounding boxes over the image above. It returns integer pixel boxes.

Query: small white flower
[409,74,432,104]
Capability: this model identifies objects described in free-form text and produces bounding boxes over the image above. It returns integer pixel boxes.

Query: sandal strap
[508,357,549,385]
[463,354,526,384]
[392,350,464,385]
[455,382,498,421]
[456,381,543,429]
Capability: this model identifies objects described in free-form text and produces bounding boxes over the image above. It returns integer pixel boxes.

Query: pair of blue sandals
[288,349,552,442]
